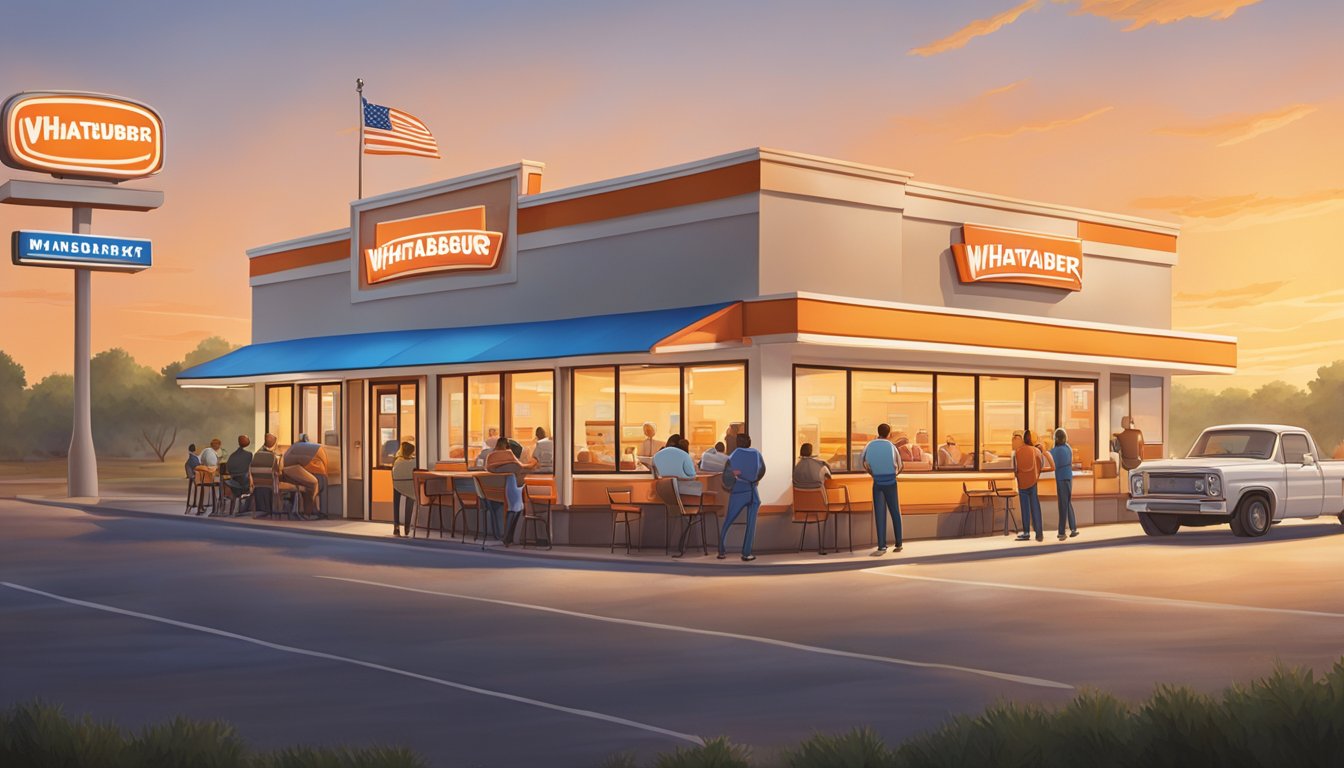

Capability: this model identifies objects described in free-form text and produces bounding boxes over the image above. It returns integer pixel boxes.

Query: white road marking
[0,581,703,746]
[864,568,1344,619]
[317,575,1074,691]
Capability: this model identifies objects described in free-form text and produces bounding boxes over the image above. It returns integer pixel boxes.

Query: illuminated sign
[1,92,164,180]
[951,224,1083,291]
[12,230,152,272]
[363,205,503,285]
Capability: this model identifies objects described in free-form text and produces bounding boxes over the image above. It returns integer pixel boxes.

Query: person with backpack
[718,433,765,562]
[861,423,904,554]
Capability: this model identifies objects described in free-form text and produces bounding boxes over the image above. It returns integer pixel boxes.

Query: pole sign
[951,224,1084,292]
[1,92,165,181]
[363,205,503,285]
[12,230,152,272]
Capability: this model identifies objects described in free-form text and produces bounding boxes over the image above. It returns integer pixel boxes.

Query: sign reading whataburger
[363,205,503,285]
[1,91,164,180]
[951,224,1083,292]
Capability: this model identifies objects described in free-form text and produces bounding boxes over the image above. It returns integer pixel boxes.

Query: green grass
[612,660,1344,767]
[0,702,427,768]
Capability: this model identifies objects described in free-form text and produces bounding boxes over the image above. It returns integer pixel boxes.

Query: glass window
[935,375,974,470]
[507,371,554,470]
[1060,381,1096,468]
[979,376,1023,470]
[1029,379,1057,450]
[1281,433,1310,464]
[467,375,501,467]
[1109,373,1131,435]
[438,376,465,462]
[320,384,341,479]
[1130,375,1164,445]
[266,385,293,447]
[796,368,848,471]
[684,364,746,465]
[851,371,933,471]
[620,366,680,471]
[573,367,617,472]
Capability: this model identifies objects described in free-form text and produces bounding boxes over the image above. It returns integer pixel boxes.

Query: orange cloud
[981,79,1029,98]
[959,105,1113,141]
[908,0,1041,56]
[1174,281,1288,306]
[1159,103,1318,146]
[1134,189,1344,230]
[1059,0,1263,30]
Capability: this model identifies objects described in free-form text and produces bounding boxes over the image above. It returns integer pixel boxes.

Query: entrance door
[369,381,419,522]
[346,380,364,520]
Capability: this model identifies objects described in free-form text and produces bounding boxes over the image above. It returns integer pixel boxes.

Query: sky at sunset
[1,0,1341,392]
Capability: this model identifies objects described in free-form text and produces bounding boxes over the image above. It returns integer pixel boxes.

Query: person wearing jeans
[1051,428,1078,540]
[1014,429,1051,542]
[718,433,765,561]
[861,423,904,554]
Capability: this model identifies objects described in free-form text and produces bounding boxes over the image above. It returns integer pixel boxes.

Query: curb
[16,495,888,575]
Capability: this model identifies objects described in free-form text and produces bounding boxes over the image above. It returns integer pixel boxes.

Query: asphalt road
[3,498,1344,766]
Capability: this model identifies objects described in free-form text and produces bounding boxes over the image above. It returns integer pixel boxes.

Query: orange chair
[606,487,643,554]
[791,485,831,555]
[960,481,996,537]
[990,478,1020,535]
[652,477,713,557]
[522,476,556,549]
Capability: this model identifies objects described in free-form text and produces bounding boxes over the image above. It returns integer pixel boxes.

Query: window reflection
[796,368,848,471]
[979,377,1024,469]
[574,367,617,471]
[935,376,974,470]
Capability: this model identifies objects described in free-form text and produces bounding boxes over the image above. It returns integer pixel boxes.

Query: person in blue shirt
[861,423,904,554]
[717,433,765,562]
[1051,428,1078,540]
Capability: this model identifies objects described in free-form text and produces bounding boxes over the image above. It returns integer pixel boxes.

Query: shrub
[653,736,752,768]
[782,726,894,767]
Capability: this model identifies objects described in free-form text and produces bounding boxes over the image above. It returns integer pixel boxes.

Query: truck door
[1281,433,1324,518]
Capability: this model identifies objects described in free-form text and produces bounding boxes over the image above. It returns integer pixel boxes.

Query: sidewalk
[17,493,1153,573]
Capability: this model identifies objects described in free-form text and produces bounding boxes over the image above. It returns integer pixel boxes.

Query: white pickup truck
[1126,424,1344,538]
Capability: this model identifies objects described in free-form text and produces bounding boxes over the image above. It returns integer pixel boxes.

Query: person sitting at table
[391,442,416,537]
[249,435,279,513]
[937,435,963,468]
[699,441,728,473]
[653,433,703,497]
[200,438,223,470]
[792,443,832,489]
[894,433,924,463]
[531,427,554,473]
[635,422,662,469]
[485,437,531,542]
[223,435,253,501]
[474,427,501,468]
[281,436,322,517]
[184,444,201,479]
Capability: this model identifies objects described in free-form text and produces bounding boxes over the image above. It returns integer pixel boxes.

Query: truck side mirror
[1303,453,1315,466]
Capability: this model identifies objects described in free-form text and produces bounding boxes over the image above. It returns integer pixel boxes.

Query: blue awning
[177,303,733,381]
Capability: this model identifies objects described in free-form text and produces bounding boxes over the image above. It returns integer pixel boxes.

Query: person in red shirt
[1013,429,1054,542]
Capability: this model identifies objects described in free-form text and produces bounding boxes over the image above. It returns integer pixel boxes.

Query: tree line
[1169,361,1344,459]
[0,338,251,461]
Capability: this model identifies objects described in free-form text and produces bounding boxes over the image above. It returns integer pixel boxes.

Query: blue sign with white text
[12,230,152,272]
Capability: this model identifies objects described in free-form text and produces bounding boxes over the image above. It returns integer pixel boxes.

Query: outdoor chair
[790,485,831,555]
[820,478,858,552]
[606,487,643,554]
[190,465,220,516]
[990,478,1020,535]
[960,481,996,537]
[473,474,514,549]
[410,473,449,539]
[653,477,712,558]
[450,476,483,542]
[521,476,556,550]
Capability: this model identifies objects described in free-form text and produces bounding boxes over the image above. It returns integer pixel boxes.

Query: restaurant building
[178,148,1237,547]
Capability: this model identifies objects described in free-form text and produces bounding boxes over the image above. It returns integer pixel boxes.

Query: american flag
[362,98,440,159]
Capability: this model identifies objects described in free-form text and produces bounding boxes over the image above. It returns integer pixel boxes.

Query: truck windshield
[1187,430,1277,459]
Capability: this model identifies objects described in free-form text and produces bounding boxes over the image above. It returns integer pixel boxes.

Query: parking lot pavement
[3,498,1343,766]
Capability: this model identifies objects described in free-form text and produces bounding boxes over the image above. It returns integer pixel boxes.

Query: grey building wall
[253,211,760,343]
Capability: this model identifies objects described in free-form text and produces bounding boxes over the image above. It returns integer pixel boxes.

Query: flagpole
[356,77,364,199]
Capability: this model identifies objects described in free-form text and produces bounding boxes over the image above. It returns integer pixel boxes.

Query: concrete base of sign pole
[67,210,98,500]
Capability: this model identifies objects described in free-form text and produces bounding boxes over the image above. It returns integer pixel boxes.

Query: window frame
[435,369,557,470]
[791,364,1098,474]
[569,360,750,475]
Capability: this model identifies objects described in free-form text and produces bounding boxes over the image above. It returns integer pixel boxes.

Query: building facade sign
[1,92,165,180]
[11,230,152,272]
[951,224,1083,291]
[362,205,503,285]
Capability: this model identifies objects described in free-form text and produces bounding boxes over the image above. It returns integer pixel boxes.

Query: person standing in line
[718,433,765,562]
[391,442,416,537]
[1014,429,1049,542]
[862,423,904,554]
[1051,428,1078,540]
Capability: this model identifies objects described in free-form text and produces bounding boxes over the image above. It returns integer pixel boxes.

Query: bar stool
[190,465,220,516]
[606,487,643,554]
[990,479,1020,535]
[960,481,996,537]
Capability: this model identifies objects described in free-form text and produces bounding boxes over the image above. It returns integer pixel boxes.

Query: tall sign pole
[69,208,97,496]
[2,90,165,500]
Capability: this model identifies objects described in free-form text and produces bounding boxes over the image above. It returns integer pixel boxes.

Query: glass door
[369,380,418,523]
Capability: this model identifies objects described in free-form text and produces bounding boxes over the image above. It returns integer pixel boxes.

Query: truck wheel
[1233,496,1272,538]
[1138,512,1180,536]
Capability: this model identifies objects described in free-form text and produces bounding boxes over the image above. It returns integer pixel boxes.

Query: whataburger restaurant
[177,148,1237,548]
